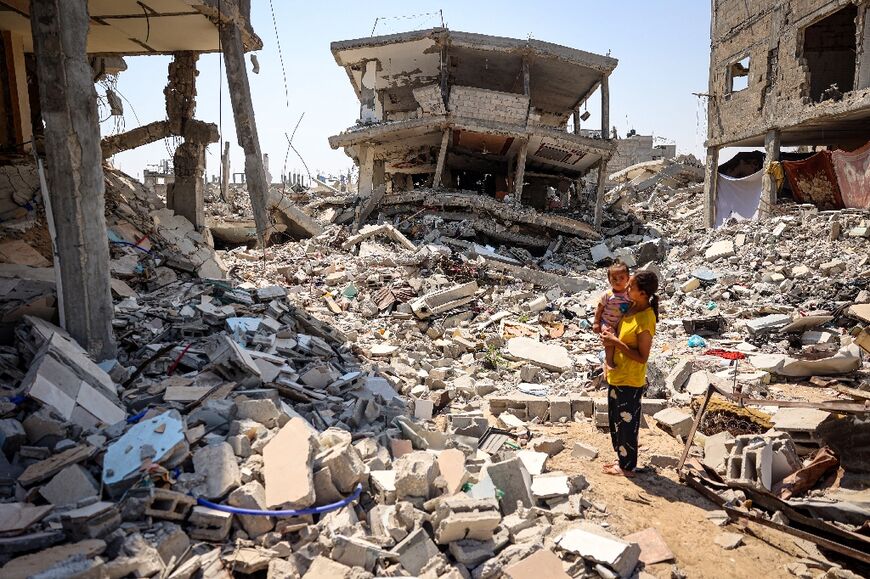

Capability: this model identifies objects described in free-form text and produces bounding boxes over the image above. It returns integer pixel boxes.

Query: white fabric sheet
[715,169,763,228]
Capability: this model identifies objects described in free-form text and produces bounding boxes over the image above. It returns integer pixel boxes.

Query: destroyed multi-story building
[703,0,870,227]
[328,28,618,225]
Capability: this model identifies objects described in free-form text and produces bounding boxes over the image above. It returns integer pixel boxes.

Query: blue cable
[195,483,362,517]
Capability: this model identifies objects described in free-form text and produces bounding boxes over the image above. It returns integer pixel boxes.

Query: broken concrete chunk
[572,442,599,460]
[263,417,317,509]
[193,442,241,500]
[437,448,467,495]
[504,549,570,579]
[393,527,441,575]
[704,240,735,261]
[556,524,640,578]
[394,451,440,501]
[652,408,693,438]
[432,496,501,544]
[228,481,274,538]
[20,333,125,428]
[482,456,533,515]
[506,336,571,372]
[39,464,98,507]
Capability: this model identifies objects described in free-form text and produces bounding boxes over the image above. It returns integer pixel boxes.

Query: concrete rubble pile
[0,152,868,577]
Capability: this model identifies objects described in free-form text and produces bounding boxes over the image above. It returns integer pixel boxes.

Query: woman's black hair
[633,270,660,321]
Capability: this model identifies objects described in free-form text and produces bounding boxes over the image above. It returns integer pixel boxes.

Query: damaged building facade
[328,28,617,227]
[704,0,870,228]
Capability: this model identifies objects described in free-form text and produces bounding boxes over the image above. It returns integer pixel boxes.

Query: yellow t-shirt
[606,307,657,388]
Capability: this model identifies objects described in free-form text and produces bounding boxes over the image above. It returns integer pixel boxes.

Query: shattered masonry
[0,2,870,579]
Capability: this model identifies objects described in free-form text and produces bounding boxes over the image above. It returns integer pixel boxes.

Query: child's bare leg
[605,345,616,369]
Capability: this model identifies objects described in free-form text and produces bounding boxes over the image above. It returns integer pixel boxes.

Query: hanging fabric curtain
[782,152,844,210]
[831,141,870,209]
[715,169,763,228]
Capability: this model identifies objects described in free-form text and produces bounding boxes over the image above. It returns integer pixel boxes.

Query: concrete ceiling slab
[0,0,241,54]
[89,0,198,17]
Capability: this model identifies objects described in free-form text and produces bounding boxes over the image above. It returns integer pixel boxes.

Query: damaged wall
[707,0,870,148]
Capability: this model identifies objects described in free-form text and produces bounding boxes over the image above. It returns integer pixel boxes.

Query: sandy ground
[537,417,806,579]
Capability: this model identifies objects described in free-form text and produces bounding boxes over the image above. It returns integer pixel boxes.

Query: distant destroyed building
[607,133,677,182]
[328,28,617,226]
[704,0,870,228]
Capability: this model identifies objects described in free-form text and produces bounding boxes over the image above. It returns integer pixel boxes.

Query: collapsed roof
[0,0,261,54]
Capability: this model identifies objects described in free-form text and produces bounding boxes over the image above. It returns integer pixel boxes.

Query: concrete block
[548,397,571,422]
[393,527,440,575]
[704,240,735,261]
[531,436,564,457]
[437,448,467,494]
[234,398,280,428]
[395,451,439,500]
[591,242,615,264]
[188,506,233,541]
[193,442,240,500]
[702,431,734,474]
[506,337,571,372]
[504,549,570,579]
[516,450,548,475]
[665,357,694,392]
[449,539,494,567]
[39,464,98,506]
[228,481,274,538]
[316,442,366,493]
[432,497,501,544]
[745,314,791,335]
[681,278,700,293]
[482,456,533,515]
[556,524,640,578]
[531,473,570,500]
[572,442,599,459]
[652,408,693,438]
[144,488,195,521]
[302,556,353,579]
[685,371,709,396]
[570,396,594,417]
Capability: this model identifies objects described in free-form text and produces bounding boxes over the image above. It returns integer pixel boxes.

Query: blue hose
[195,483,362,517]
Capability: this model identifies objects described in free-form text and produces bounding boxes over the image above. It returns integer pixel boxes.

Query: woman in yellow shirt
[600,271,659,477]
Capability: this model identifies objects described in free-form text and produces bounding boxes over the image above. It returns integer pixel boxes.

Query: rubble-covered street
[1,1,869,578]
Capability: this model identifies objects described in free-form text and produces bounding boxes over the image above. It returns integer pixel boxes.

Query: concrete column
[30,0,116,360]
[165,52,205,229]
[220,23,273,245]
[760,129,780,218]
[513,139,528,207]
[220,140,231,202]
[573,109,580,135]
[601,75,610,139]
[594,160,608,226]
[703,146,720,228]
[358,146,374,198]
[433,128,450,188]
[360,60,383,123]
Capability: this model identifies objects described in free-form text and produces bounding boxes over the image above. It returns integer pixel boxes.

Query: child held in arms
[593,260,631,375]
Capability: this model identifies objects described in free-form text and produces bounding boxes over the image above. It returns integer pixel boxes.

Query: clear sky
[103,1,714,182]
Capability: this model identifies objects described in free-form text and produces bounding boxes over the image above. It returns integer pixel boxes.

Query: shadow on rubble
[622,466,721,513]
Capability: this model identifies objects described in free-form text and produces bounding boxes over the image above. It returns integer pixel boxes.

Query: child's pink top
[600,290,631,328]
